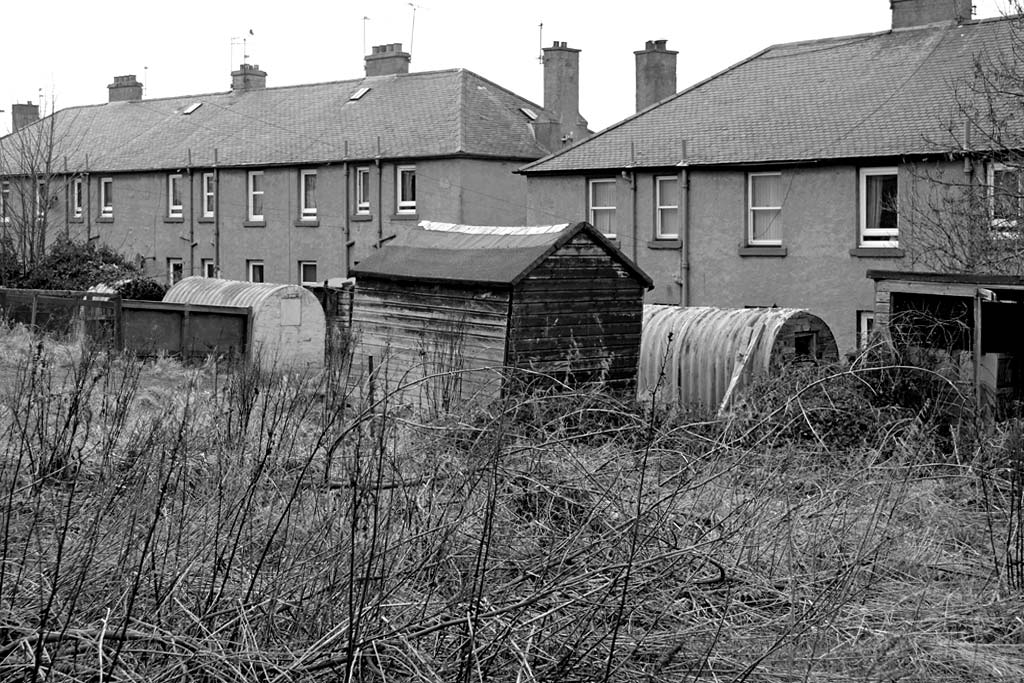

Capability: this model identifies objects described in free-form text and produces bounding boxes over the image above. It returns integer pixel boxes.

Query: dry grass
[0,322,1022,682]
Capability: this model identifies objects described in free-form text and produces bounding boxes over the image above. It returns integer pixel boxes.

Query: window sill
[391,212,420,221]
[647,239,681,250]
[351,213,373,222]
[69,217,84,224]
[97,216,114,223]
[198,217,215,224]
[164,216,184,224]
[294,219,320,227]
[244,220,266,228]
[738,245,788,257]
[849,247,904,258]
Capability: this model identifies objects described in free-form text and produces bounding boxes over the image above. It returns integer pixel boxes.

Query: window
[72,178,83,219]
[655,175,679,239]
[100,177,113,218]
[168,174,183,218]
[859,167,898,247]
[989,162,1023,230]
[858,310,876,349]
[248,171,264,222]
[247,260,264,283]
[202,172,215,218]
[202,259,216,278]
[748,172,782,245]
[167,258,184,285]
[396,165,416,213]
[794,332,819,360]
[298,261,318,285]
[35,179,47,218]
[589,179,616,237]
[300,169,317,219]
[356,167,371,214]
[1,182,9,223]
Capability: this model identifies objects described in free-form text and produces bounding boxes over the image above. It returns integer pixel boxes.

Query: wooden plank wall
[509,233,644,389]
[350,278,511,409]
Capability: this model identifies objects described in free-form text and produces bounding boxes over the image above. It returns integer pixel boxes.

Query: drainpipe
[343,160,351,276]
[213,148,221,276]
[677,165,690,306]
[630,170,638,263]
[187,149,195,276]
[375,136,383,247]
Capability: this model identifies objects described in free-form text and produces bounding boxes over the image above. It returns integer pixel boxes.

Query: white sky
[0,0,1013,137]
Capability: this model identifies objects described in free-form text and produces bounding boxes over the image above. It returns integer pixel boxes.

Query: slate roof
[522,16,1019,173]
[1,69,552,174]
[350,221,654,288]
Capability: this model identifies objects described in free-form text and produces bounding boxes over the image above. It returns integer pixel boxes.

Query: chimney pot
[107,74,144,102]
[891,0,972,28]
[365,42,411,77]
[635,39,677,112]
[11,101,40,133]
[231,63,268,92]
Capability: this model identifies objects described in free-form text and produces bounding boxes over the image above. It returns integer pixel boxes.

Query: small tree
[904,2,1024,274]
[0,100,78,273]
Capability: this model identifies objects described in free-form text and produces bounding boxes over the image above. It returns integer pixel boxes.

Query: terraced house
[0,42,589,286]
[521,0,1024,351]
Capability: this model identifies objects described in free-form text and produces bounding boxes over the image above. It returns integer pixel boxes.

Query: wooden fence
[0,287,250,362]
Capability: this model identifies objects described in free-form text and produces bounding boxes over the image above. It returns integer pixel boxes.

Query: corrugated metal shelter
[349,221,653,407]
[638,305,838,411]
[164,277,325,370]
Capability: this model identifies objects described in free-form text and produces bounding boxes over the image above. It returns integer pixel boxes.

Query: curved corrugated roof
[164,277,314,310]
[638,305,837,409]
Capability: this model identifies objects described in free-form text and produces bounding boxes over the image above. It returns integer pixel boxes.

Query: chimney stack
[365,43,411,77]
[635,39,677,112]
[231,64,267,92]
[108,75,143,102]
[891,0,972,28]
[12,102,40,133]
[537,41,589,150]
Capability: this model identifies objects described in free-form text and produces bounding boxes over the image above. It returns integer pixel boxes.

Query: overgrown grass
[0,323,1022,681]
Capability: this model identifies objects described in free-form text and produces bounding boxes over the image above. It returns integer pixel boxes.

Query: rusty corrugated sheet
[638,305,836,409]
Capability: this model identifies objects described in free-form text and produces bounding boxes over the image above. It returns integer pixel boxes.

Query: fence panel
[121,301,250,361]
[0,288,119,342]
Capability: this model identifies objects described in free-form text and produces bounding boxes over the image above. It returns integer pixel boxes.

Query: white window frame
[300,169,317,219]
[655,175,679,239]
[356,166,371,214]
[202,259,216,278]
[747,172,783,246]
[202,172,215,218]
[168,173,183,218]
[72,178,83,219]
[35,179,47,218]
[1,181,9,223]
[247,260,265,283]
[298,260,318,285]
[588,178,617,238]
[100,177,113,218]
[247,170,264,222]
[858,310,876,349]
[167,257,184,285]
[989,162,1022,231]
[859,167,899,247]
[396,165,416,214]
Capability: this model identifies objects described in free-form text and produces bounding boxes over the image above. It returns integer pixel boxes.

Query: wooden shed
[348,221,653,407]
[164,277,326,370]
[638,305,839,411]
